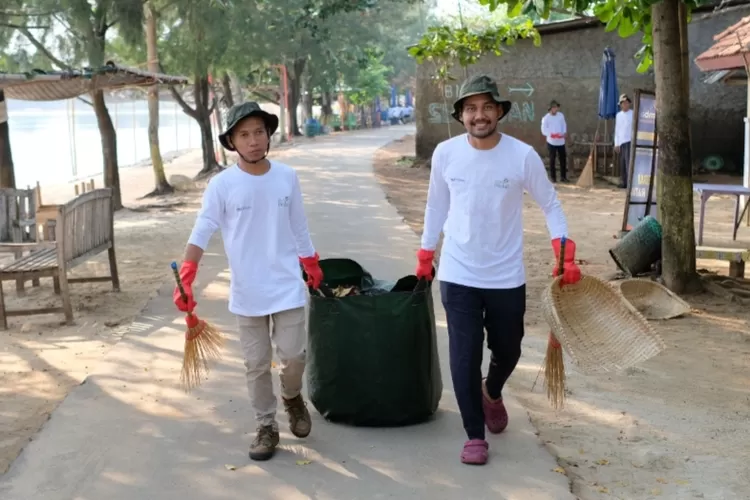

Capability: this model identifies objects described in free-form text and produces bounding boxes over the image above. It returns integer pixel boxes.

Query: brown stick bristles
[180,320,224,392]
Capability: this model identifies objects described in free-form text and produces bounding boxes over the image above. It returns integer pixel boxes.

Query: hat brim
[219,110,280,151]
[451,92,511,123]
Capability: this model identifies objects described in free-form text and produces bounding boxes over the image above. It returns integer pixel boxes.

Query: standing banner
[621,89,659,233]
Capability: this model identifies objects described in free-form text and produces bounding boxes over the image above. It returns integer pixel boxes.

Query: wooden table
[693,183,750,245]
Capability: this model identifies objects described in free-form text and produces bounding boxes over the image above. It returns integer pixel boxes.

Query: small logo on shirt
[494,178,510,189]
[236,206,252,212]
[449,177,466,183]
[278,196,290,208]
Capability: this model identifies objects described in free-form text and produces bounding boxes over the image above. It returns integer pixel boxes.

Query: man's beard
[467,120,497,139]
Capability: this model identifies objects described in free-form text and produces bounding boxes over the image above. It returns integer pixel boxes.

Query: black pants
[619,141,631,188]
[440,281,526,440]
[547,144,567,181]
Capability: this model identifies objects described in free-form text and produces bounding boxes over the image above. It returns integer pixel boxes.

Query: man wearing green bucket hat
[414,74,582,465]
[174,101,324,461]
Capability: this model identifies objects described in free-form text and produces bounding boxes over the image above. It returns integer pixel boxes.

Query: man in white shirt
[614,94,634,189]
[414,75,581,466]
[540,100,569,183]
[173,102,324,462]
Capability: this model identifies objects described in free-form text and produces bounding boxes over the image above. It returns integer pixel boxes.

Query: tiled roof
[695,15,750,72]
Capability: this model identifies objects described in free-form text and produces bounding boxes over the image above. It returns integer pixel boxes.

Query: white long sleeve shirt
[187,161,316,317]
[420,134,568,289]
[614,109,633,147]
[541,112,567,146]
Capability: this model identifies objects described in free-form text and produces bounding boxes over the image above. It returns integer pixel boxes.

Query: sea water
[6,96,202,188]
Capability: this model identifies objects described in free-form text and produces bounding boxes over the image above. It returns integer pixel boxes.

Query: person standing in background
[614,94,633,189]
[540,100,568,183]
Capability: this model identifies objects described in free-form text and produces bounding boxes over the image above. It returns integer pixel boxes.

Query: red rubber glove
[173,260,198,312]
[551,238,581,285]
[300,253,324,289]
[415,249,435,281]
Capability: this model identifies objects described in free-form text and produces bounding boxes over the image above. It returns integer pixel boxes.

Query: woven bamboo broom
[171,261,224,392]
[543,237,568,409]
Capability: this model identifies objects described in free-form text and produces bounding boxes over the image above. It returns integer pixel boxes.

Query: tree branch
[248,90,279,104]
[77,96,93,106]
[0,9,61,17]
[169,86,198,120]
[16,27,73,71]
[0,22,50,30]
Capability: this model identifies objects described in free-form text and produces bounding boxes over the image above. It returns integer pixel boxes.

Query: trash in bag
[303,258,442,427]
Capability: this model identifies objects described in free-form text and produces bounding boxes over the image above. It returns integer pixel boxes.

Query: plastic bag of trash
[303,258,442,426]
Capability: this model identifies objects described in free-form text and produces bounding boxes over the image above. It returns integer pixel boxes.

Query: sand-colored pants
[237,307,307,427]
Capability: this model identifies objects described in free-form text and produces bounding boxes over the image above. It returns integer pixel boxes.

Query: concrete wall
[415,7,749,172]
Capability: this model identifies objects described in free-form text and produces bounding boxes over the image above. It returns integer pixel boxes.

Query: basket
[541,275,666,374]
[614,279,691,320]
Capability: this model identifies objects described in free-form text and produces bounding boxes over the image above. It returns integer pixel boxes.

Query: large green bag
[305,258,442,427]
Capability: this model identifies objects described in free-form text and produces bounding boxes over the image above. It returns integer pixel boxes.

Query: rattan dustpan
[541,275,666,375]
[614,278,692,320]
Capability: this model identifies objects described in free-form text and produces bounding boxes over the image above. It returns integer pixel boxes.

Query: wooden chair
[0,188,120,328]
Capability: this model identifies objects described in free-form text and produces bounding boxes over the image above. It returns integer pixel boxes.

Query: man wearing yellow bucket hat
[414,75,581,465]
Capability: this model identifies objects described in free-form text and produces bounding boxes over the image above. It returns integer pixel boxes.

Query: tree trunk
[89,35,123,210]
[286,58,307,136]
[221,72,235,108]
[197,112,219,178]
[194,75,222,178]
[144,1,173,197]
[169,74,222,179]
[229,72,244,103]
[678,0,693,172]
[0,91,16,188]
[91,90,122,210]
[302,73,314,121]
[321,90,333,124]
[652,0,700,293]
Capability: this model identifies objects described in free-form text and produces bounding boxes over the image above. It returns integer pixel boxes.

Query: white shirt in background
[420,134,569,289]
[541,112,567,146]
[614,109,634,147]
[188,161,316,317]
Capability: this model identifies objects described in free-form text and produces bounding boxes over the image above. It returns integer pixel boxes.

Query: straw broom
[171,261,224,392]
[543,237,568,409]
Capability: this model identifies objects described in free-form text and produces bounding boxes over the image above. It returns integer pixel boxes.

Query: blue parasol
[390,84,397,107]
[405,89,412,107]
[598,47,620,120]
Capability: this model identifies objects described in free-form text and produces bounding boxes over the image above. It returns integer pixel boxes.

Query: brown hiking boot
[283,394,312,438]
[248,424,280,461]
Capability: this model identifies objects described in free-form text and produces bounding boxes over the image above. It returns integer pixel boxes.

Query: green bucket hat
[451,74,512,123]
[219,101,279,151]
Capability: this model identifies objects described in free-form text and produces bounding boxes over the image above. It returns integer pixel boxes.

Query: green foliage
[408,19,541,81]
[0,0,145,69]
[158,0,232,78]
[345,49,391,105]
[473,0,709,73]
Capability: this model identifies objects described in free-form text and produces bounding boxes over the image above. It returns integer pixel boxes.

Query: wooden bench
[0,188,120,328]
[696,246,750,278]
